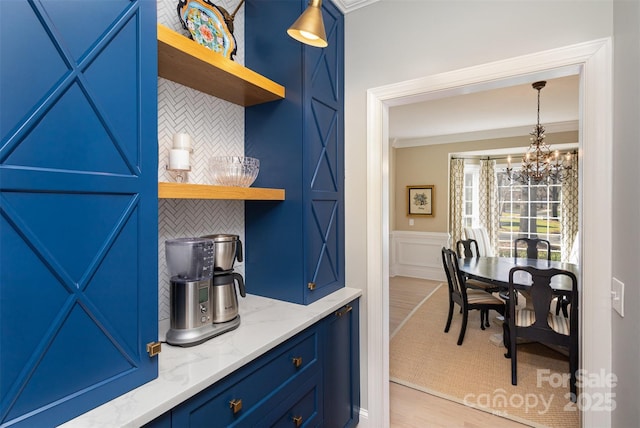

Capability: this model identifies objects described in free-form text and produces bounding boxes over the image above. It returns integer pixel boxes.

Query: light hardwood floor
[389,276,528,428]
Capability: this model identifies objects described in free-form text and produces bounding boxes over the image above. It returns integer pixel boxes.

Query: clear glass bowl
[210,156,260,187]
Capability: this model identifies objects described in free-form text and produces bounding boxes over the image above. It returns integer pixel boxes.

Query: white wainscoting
[389,231,450,281]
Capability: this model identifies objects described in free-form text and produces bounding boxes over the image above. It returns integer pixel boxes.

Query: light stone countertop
[60,287,362,428]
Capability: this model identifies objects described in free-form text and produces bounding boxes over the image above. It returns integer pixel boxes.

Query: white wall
[344,0,613,414]
[612,0,640,425]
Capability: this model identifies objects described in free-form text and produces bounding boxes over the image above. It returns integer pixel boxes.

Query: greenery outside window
[495,162,563,260]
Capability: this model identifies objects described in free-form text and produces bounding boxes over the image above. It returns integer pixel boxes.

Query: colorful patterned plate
[177,0,237,60]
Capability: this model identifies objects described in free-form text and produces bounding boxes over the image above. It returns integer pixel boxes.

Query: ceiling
[389,75,580,148]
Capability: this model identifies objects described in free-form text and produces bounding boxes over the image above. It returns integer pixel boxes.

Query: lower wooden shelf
[158,182,285,200]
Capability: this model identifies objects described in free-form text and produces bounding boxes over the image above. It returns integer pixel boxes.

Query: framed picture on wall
[407,185,434,216]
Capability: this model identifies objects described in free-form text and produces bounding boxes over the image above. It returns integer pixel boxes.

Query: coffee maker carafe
[202,234,246,323]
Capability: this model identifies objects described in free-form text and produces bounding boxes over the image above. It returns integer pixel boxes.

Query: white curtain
[479,159,499,256]
[561,154,579,262]
[449,158,465,248]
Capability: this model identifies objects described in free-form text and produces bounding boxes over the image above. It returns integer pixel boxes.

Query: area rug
[390,284,579,428]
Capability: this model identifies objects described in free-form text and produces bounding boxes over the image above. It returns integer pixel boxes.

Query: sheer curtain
[449,158,465,248]
[561,154,579,261]
[479,159,500,256]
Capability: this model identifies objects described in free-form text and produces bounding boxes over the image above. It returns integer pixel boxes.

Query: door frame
[365,38,612,427]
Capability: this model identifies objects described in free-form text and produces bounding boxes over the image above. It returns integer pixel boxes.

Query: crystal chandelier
[506,81,572,184]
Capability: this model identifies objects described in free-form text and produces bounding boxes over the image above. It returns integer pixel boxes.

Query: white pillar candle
[172,133,193,152]
[168,148,190,170]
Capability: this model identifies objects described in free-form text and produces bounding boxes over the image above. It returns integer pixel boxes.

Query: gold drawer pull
[292,356,303,368]
[335,304,353,317]
[229,399,242,414]
[292,415,303,427]
[307,282,316,290]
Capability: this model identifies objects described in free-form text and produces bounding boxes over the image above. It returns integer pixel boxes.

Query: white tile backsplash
[157,0,246,321]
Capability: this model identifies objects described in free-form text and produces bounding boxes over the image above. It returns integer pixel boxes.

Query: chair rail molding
[390,231,448,281]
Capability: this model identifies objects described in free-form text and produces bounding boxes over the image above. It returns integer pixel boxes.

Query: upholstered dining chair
[505,266,579,400]
[455,239,501,315]
[441,247,505,345]
[513,237,570,316]
[463,226,494,256]
[513,237,552,261]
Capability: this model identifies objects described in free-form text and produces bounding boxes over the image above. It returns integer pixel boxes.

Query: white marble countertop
[59,287,362,428]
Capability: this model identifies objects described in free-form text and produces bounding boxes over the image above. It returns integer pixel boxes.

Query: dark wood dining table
[457,256,579,357]
[457,256,579,294]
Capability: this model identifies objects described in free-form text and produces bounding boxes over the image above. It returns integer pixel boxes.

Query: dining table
[457,256,579,295]
[457,256,579,356]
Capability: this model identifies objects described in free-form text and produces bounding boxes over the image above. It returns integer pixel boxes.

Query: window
[496,163,563,260]
[462,164,480,228]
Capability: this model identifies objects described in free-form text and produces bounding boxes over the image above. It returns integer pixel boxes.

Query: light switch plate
[612,277,624,317]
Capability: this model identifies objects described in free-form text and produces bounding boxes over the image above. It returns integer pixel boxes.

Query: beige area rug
[390,284,579,428]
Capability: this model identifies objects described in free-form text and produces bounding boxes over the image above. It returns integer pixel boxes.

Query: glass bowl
[210,156,260,187]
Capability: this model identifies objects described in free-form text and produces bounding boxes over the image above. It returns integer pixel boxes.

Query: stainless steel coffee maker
[202,234,246,323]
[164,237,241,347]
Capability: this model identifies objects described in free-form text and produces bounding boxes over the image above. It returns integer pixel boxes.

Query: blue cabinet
[0,1,158,426]
[244,0,344,305]
[322,302,360,427]
[171,328,322,427]
[144,298,359,428]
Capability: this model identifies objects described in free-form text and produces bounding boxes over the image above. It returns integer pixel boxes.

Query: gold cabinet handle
[335,304,353,317]
[292,415,303,427]
[292,356,303,368]
[307,282,316,290]
[229,399,242,414]
[146,341,162,357]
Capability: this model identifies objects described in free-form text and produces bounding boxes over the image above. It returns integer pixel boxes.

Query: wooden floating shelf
[158,182,285,201]
[157,24,285,106]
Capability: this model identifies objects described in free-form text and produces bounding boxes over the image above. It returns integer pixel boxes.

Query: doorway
[364,39,612,427]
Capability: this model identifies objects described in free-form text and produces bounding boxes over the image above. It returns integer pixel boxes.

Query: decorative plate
[177,0,237,60]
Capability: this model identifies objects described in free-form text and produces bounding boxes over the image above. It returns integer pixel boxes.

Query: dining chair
[513,237,552,261]
[505,265,578,400]
[513,237,570,316]
[455,239,501,310]
[455,238,480,258]
[441,247,505,345]
[463,226,494,256]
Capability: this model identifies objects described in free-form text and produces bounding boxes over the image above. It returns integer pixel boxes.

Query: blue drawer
[264,373,322,428]
[172,329,319,427]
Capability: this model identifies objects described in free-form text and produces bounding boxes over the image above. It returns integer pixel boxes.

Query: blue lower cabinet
[144,298,359,428]
[172,329,320,428]
[264,373,323,428]
[322,300,360,428]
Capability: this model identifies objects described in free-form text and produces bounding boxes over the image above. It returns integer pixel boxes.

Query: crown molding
[392,120,579,148]
[331,0,380,14]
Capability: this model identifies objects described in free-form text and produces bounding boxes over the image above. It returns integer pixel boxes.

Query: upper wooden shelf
[157,24,285,106]
[159,182,285,201]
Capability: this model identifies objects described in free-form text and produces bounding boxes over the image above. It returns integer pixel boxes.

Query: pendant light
[287,0,328,48]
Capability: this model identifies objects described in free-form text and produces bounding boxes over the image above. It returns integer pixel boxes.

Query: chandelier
[506,81,572,184]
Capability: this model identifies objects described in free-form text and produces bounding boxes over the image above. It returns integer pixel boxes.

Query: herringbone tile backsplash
[157,0,246,321]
